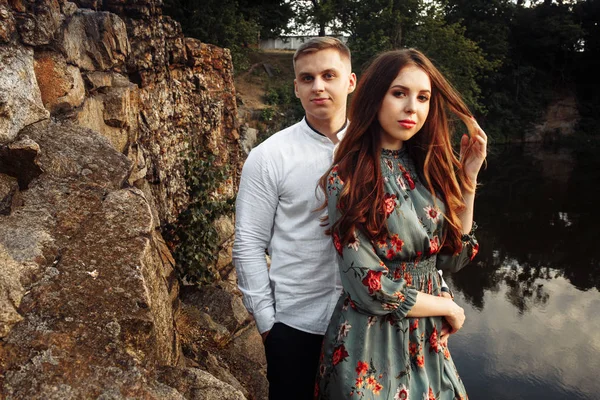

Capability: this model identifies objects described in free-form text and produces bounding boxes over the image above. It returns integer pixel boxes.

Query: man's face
[294,48,356,127]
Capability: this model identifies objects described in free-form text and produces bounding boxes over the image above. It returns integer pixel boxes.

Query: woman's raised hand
[460,117,488,187]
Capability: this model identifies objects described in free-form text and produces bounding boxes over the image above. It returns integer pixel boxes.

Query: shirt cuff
[253,306,276,334]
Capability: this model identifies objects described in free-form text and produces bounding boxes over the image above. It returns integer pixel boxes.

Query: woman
[316,49,486,399]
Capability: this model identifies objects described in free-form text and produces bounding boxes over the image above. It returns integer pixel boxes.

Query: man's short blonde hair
[293,37,351,71]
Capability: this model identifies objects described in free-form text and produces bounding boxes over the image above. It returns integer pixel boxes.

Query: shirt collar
[301,117,348,144]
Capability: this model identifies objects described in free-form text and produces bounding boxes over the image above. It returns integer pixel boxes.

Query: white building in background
[260,35,349,50]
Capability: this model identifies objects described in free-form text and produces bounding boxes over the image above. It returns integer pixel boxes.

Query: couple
[233,37,486,400]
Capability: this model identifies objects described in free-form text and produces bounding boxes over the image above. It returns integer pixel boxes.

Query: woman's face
[377,65,431,150]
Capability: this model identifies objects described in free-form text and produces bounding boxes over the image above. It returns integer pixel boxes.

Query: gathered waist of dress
[385,256,437,273]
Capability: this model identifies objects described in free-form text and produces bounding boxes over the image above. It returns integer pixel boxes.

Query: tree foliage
[164,0,599,139]
[163,0,293,71]
[404,6,496,113]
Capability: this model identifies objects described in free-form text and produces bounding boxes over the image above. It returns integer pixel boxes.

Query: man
[232,37,356,399]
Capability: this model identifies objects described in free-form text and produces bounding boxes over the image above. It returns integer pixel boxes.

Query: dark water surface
[447,143,600,400]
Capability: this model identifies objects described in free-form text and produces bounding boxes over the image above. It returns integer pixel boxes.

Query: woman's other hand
[439,291,453,345]
[444,300,465,334]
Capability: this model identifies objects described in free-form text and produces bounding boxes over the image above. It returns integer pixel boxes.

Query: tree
[444,0,514,66]
[330,1,492,112]
[163,0,293,71]
[287,0,346,36]
[573,0,600,134]
[405,7,495,113]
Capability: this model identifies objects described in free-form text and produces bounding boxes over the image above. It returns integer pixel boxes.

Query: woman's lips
[398,120,416,129]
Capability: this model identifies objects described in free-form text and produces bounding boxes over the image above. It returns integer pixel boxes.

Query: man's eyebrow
[298,68,341,77]
[389,84,431,93]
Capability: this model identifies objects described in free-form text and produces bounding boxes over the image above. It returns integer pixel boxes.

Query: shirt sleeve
[325,167,418,318]
[232,147,278,334]
[436,226,479,273]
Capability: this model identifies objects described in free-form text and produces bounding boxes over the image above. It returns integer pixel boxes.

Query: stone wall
[0,0,259,398]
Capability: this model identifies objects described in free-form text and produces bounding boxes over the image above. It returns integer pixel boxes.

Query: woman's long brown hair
[319,48,477,255]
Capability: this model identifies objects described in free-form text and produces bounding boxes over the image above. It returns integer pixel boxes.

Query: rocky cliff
[0,0,266,398]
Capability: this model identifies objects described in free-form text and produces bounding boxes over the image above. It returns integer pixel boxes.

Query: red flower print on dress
[386,248,396,260]
[385,159,394,171]
[410,318,419,332]
[355,377,364,388]
[356,361,369,376]
[423,205,441,223]
[390,234,404,252]
[373,382,383,395]
[427,387,437,400]
[429,326,439,353]
[403,172,415,190]
[470,242,479,260]
[427,278,433,294]
[394,384,410,400]
[383,193,398,217]
[429,236,440,255]
[416,355,425,368]
[365,376,377,389]
[404,272,413,286]
[333,232,343,256]
[342,296,350,311]
[337,321,352,341]
[394,291,406,302]
[396,174,407,190]
[409,341,419,356]
[393,268,402,280]
[362,270,383,294]
[398,163,415,190]
[332,344,349,365]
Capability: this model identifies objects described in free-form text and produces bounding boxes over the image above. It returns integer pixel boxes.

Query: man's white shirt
[233,118,344,335]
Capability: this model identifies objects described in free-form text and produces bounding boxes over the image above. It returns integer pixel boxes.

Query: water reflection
[446,143,600,399]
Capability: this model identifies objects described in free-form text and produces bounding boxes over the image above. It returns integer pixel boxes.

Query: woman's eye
[418,95,430,102]
[393,91,405,97]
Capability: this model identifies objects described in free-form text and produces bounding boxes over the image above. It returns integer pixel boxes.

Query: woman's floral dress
[316,148,478,400]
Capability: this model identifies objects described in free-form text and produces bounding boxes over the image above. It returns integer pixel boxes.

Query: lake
[447,142,600,400]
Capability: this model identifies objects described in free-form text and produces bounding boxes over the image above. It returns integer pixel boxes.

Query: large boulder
[0,45,49,144]
[0,3,16,43]
[12,0,63,46]
[57,8,129,71]
[0,121,184,398]
[34,51,86,114]
[178,285,268,400]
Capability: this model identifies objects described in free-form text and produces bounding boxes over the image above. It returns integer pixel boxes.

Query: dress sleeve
[435,224,479,273]
[325,168,418,317]
[232,148,277,334]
